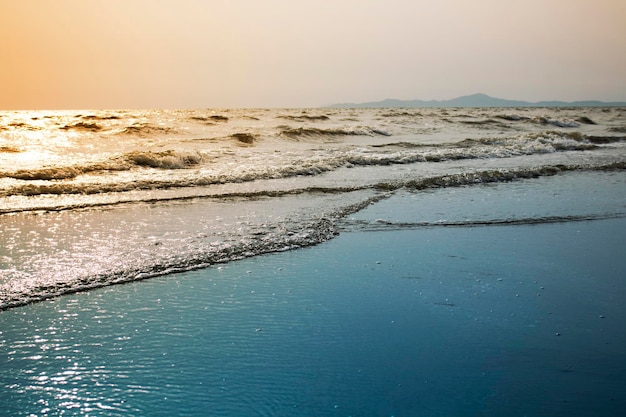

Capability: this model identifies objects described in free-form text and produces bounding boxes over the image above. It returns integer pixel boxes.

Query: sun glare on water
[0,111,83,171]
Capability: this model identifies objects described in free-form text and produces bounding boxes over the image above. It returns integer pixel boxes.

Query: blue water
[1,178,626,416]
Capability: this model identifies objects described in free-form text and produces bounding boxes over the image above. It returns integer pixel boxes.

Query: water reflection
[2,217,626,416]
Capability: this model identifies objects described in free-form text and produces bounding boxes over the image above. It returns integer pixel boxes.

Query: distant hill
[326,93,626,108]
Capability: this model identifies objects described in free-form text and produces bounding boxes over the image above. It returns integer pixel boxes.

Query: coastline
[1,174,625,414]
[1,106,625,414]
[1,165,625,311]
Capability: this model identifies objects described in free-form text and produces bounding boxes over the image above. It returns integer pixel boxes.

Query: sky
[1,0,625,109]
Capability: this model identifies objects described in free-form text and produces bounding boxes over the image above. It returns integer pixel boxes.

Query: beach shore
[1,171,625,416]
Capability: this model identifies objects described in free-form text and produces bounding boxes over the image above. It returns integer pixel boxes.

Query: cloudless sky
[1,0,625,109]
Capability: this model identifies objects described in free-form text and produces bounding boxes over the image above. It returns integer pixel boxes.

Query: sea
[1,107,625,415]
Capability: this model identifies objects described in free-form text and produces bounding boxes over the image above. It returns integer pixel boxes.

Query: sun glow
[0,111,82,171]
[1,0,625,109]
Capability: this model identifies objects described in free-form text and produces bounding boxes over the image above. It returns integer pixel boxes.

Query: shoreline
[2,167,625,311]
[1,205,625,415]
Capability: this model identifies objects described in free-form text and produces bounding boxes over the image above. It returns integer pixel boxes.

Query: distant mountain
[326,93,626,108]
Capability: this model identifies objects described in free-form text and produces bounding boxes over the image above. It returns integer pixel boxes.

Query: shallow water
[1,174,625,416]
[343,170,626,228]
[2,107,625,307]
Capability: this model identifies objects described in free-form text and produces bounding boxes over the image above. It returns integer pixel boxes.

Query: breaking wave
[374,163,625,192]
[1,165,624,310]
[585,135,626,144]
[464,114,599,128]
[1,150,206,182]
[60,122,103,131]
[576,116,596,125]
[81,114,121,120]
[531,117,581,128]
[276,114,331,122]
[278,126,391,139]
[1,161,624,214]
[340,213,626,232]
[458,119,510,128]
[0,196,383,310]
[496,114,531,122]
[116,123,177,136]
[5,122,41,131]
[1,107,625,309]
[0,146,21,153]
[124,150,205,169]
[0,129,620,200]
[189,115,229,123]
[230,132,256,144]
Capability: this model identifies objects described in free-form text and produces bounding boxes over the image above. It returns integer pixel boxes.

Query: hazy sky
[1,0,625,109]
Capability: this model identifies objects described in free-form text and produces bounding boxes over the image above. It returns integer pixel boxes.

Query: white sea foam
[0,107,625,308]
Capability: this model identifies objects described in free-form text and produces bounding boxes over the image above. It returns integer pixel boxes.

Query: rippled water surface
[2,107,625,307]
[1,173,625,416]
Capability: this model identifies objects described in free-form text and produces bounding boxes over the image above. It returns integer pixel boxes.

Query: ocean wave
[339,212,626,232]
[501,114,598,127]
[116,123,177,136]
[276,114,331,122]
[189,115,229,123]
[496,114,531,122]
[401,166,567,189]
[0,107,624,311]
[371,142,432,149]
[379,110,422,118]
[0,150,206,182]
[6,167,83,181]
[531,117,580,128]
[0,131,614,199]
[230,133,256,145]
[575,116,596,125]
[457,131,599,151]
[81,114,121,120]
[123,150,205,169]
[372,163,625,193]
[452,115,583,128]
[60,122,103,131]
[358,131,599,164]
[0,146,21,153]
[585,135,626,144]
[0,195,385,310]
[6,121,41,131]
[458,118,511,128]
[1,166,623,310]
[1,162,623,214]
[278,126,391,139]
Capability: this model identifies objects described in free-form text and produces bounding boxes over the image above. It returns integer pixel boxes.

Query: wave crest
[60,122,103,131]
[276,114,330,122]
[0,146,21,153]
[531,117,580,128]
[0,129,616,199]
[124,150,205,169]
[82,114,121,121]
[1,150,205,183]
[278,126,390,139]
[116,123,177,136]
